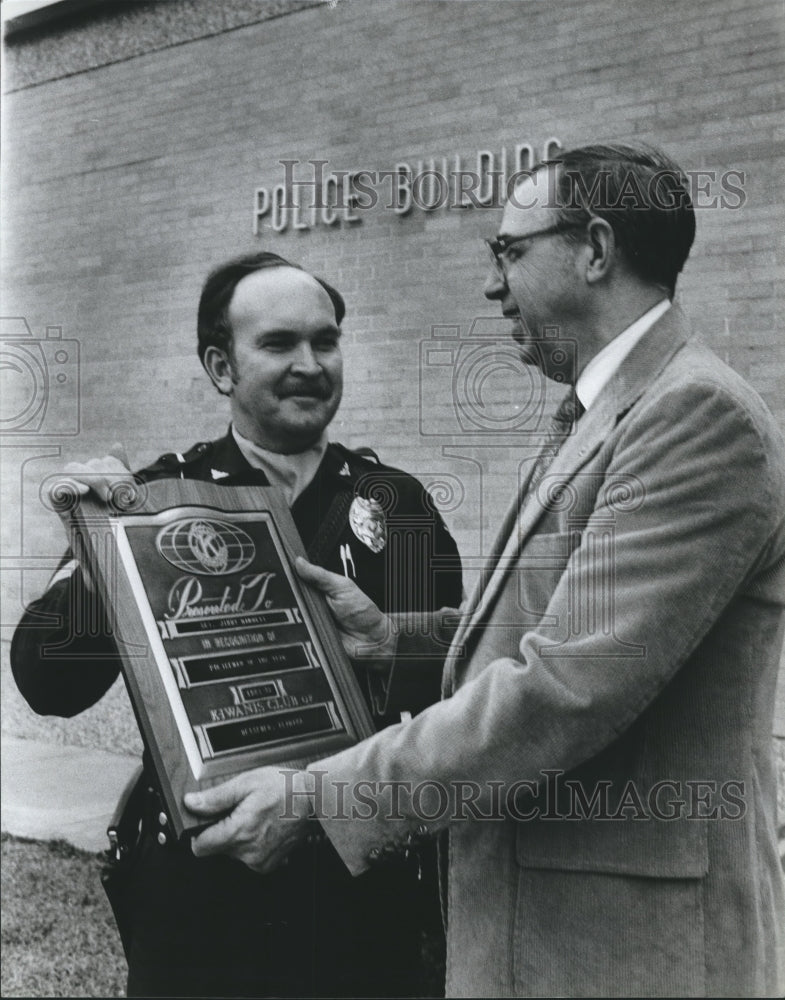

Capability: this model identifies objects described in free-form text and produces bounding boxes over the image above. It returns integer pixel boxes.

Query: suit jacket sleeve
[311,376,785,874]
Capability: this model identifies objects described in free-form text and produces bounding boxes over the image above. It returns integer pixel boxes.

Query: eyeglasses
[485,221,583,277]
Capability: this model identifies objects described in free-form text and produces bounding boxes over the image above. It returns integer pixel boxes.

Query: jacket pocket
[512,859,707,997]
[513,810,709,996]
[515,807,709,879]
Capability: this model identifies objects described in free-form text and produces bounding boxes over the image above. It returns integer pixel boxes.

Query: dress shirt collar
[576,298,671,412]
[231,426,328,505]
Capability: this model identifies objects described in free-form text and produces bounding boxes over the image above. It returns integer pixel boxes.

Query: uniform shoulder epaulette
[139,441,212,480]
[347,445,381,464]
[178,441,212,463]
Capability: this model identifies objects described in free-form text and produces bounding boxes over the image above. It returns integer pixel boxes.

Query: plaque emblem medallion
[156,518,256,575]
[348,496,386,553]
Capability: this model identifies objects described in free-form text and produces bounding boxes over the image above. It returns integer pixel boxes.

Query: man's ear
[584,217,616,285]
[203,346,234,396]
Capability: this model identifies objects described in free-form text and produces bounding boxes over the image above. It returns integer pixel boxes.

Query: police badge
[349,495,387,553]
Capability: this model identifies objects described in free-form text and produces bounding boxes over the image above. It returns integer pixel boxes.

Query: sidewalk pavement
[1,734,141,853]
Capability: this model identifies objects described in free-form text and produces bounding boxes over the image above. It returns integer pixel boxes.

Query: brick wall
[2,0,322,87]
[2,0,784,751]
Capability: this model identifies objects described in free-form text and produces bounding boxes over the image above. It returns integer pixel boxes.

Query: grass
[1,831,445,997]
[1,833,127,998]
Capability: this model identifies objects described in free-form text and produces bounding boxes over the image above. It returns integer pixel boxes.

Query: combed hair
[541,142,696,297]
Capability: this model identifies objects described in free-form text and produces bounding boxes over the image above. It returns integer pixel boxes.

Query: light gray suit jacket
[314,306,785,997]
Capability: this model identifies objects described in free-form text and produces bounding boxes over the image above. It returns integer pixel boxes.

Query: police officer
[11,252,462,998]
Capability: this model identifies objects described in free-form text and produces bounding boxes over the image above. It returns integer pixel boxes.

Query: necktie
[523,386,584,505]
[463,386,585,624]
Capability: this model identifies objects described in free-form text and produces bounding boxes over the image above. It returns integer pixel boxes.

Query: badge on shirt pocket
[349,495,386,553]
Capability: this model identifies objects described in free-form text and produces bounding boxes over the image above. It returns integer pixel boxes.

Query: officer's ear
[203,346,235,397]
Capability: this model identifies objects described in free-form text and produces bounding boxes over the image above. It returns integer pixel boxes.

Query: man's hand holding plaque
[293,556,397,663]
[55,443,135,502]
[187,766,316,874]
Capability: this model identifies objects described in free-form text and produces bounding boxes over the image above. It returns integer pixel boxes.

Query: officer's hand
[295,556,397,663]
[48,443,135,593]
[51,442,135,504]
[186,767,313,874]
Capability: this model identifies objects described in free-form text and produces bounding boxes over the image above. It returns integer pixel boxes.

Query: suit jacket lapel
[461,407,611,637]
[457,306,691,644]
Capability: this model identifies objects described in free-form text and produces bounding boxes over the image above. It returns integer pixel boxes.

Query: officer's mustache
[277,377,333,399]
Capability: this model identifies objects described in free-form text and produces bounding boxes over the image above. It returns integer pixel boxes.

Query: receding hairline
[504,162,560,210]
[227,265,337,315]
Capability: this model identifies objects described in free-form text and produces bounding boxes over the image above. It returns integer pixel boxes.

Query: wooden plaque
[65,478,375,838]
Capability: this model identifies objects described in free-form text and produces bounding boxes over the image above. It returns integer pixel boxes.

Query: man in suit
[11,252,462,997]
[184,144,785,997]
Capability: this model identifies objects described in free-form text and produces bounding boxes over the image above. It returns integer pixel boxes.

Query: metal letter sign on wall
[253,138,563,235]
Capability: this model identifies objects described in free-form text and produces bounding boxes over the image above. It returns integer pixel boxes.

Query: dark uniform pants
[123,829,441,998]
